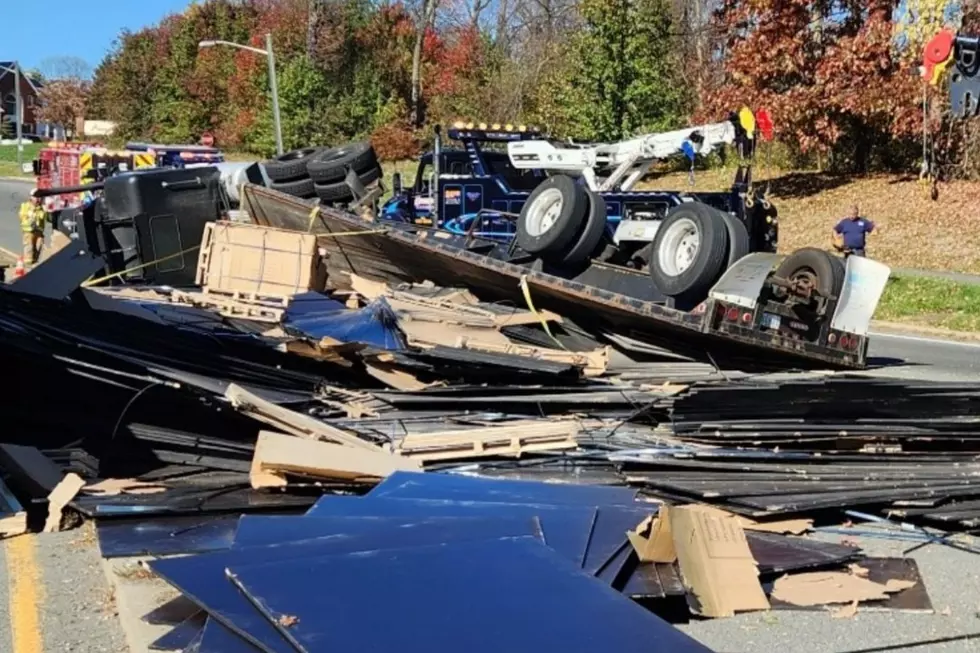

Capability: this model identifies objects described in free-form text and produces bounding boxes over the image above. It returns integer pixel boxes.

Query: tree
[539,0,687,140]
[411,0,440,126]
[36,79,90,138]
[39,56,92,81]
[702,0,920,172]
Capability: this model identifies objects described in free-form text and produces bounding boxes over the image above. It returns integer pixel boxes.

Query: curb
[871,320,980,343]
[0,177,32,184]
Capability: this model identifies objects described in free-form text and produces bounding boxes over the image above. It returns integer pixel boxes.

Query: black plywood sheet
[225,537,715,653]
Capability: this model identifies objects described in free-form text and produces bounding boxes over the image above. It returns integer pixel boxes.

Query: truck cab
[382,125,546,240]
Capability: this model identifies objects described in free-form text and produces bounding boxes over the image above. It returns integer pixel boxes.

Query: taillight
[839,335,849,349]
[741,312,753,324]
[725,307,739,321]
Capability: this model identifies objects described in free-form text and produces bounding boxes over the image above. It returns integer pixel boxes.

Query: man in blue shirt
[832,204,875,257]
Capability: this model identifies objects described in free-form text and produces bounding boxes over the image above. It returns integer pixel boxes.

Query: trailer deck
[242,184,889,370]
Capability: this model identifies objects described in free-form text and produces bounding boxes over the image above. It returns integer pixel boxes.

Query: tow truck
[383,109,779,300]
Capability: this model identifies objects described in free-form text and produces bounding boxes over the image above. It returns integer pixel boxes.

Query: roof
[0,62,42,94]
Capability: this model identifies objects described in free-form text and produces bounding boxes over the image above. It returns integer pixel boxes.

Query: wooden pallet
[199,287,291,307]
[171,290,285,323]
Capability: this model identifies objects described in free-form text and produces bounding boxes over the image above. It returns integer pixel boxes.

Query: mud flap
[708,252,783,309]
[830,256,891,336]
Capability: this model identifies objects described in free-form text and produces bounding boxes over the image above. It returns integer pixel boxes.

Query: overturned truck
[243,183,890,370]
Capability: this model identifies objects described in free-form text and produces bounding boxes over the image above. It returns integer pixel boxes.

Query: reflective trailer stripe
[79,153,93,174]
[135,153,155,168]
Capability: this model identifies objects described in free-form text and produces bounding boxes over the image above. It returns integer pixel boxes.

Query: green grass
[0,143,41,177]
[876,276,980,332]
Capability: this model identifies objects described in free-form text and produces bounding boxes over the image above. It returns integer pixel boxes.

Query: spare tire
[649,202,729,297]
[308,142,379,184]
[775,247,841,297]
[264,147,322,183]
[721,211,751,269]
[270,176,316,199]
[559,189,607,265]
[516,175,587,255]
[314,165,382,203]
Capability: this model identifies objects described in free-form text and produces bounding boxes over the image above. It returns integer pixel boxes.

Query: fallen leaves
[641,168,980,276]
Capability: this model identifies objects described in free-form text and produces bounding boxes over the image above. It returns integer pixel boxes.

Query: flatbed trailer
[242,184,890,370]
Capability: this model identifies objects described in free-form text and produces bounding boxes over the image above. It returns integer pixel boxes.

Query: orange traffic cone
[13,257,26,279]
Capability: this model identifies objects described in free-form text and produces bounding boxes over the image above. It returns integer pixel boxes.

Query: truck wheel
[649,203,729,297]
[775,248,841,297]
[270,176,316,199]
[516,175,586,255]
[721,211,750,269]
[559,189,607,265]
[264,147,322,183]
[315,165,382,203]
[308,142,379,184]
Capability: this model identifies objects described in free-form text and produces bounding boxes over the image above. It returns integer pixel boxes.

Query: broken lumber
[249,431,422,488]
[225,384,378,452]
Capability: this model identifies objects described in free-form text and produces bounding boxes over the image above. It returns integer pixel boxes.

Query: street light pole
[198,34,284,155]
[0,62,24,167]
[265,33,284,157]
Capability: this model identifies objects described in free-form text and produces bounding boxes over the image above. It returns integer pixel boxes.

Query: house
[0,61,46,138]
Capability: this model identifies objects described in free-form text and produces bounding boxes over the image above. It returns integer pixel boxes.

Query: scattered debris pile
[621,377,980,528]
[92,472,933,651]
[0,214,974,651]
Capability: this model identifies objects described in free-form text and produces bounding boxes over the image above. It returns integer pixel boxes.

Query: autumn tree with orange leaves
[702,0,923,172]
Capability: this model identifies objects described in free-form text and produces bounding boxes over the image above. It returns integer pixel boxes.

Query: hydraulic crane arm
[506,108,769,192]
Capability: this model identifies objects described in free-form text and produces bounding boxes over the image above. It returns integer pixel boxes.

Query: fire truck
[32,141,225,214]
[33,143,156,213]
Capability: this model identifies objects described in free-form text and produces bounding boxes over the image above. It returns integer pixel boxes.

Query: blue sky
[4,0,195,76]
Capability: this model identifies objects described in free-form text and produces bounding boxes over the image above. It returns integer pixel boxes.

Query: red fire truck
[32,143,157,213]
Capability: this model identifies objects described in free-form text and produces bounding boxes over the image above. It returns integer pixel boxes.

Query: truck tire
[308,142,379,184]
[775,248,841,297]
[270,176,316,199]
[314,165,382,203]
[649,202,729,297]
[560,189,607,265]
[721,211,750,269]
[264,147,322,183]
[516,175,587,255]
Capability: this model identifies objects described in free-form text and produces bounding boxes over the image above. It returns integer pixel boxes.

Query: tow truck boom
[507,117,751,192]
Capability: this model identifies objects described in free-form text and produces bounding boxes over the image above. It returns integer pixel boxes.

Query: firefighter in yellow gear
[19,189,47,266]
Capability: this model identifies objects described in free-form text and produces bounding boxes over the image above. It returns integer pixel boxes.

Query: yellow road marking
[6,535,44,653]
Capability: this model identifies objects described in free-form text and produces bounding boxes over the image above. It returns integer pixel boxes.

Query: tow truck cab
[382,124,778,252]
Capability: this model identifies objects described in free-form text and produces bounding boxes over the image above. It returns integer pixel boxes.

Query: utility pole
[266,33,284,156]
[14,62,22,167]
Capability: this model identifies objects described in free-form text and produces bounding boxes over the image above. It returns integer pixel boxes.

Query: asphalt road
[867,332,980,382]
[0,179,30,256]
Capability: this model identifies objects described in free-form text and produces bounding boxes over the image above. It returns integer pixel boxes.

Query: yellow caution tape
[306,206,320,233]
[518,274,567,351]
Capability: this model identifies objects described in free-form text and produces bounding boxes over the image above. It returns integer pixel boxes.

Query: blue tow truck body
[380,125,778,254]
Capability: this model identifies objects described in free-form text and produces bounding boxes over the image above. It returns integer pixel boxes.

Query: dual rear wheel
[515,175,753,299]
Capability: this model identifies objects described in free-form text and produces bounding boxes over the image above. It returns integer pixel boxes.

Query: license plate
[762,313,781,330]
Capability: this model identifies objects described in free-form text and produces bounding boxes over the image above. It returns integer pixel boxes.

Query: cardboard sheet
[629,505,769,618]
[771,571,916,607]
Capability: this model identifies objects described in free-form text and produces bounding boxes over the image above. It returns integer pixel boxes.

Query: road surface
[0,179,30,256]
